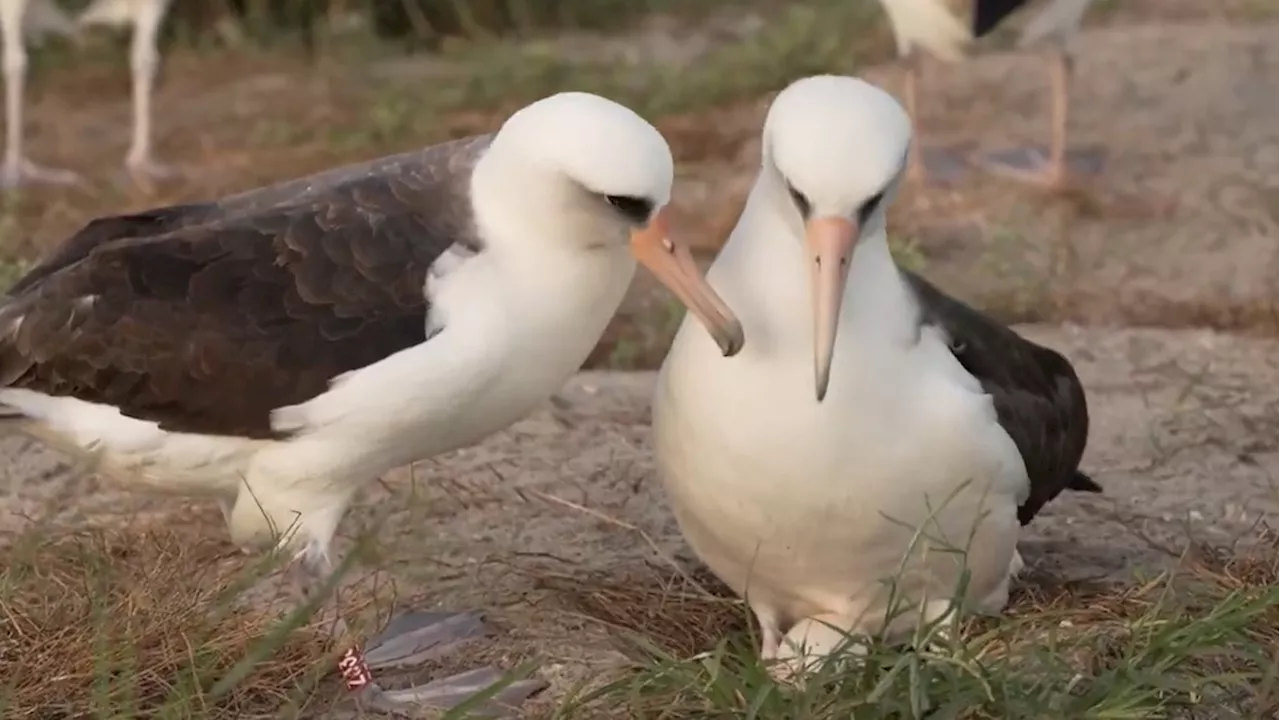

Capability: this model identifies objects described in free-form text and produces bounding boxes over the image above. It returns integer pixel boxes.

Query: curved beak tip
[629,218,745,361]
[719,322,746,357]
[814,363,832,402]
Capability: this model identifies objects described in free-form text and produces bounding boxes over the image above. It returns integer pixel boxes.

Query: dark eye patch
[857,190,885,226]
[786,181,811,218]
[604,195,654,225]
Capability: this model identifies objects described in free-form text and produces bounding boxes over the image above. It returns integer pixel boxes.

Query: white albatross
[652,75,1097,671]
[0,90,744,715]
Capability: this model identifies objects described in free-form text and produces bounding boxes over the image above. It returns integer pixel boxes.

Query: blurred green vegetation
[159,0,752,52]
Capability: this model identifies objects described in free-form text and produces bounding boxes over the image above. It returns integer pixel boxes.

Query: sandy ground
[0,15,1276,720]
[1,326,1276,716]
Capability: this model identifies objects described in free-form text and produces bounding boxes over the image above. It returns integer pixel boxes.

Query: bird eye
[858,190,885,225]
[786,182,811,218]
[604,195,654,225]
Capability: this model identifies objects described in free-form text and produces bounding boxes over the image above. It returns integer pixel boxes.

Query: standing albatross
[1,0,178,187]
[652,75,1097,670]
[876,0,1101,187]
[0,90,744,715]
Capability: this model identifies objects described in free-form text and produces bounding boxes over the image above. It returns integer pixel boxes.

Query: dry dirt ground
[0,8,1276,720]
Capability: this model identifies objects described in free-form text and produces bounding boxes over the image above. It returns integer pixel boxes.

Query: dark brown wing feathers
[0,136,492,439]
[902,269,1097,525]
[5,203,211,296]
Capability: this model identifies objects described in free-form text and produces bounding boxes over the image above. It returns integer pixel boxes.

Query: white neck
[841,231,920,346]
[711,177,920,358]
[466,143,637,344]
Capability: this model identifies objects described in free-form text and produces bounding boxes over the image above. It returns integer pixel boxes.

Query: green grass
[0,522,331,719]
[4,508,1273,719]
[554,541,1278,719]
[0,513,541,719]
[298,0,889,155]
[585,0,887,118]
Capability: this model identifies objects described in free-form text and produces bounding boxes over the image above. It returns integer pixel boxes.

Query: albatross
[652,75,1097,671]
[0,90,744,714]
[875,0,1101,187]
[1,0,177,187]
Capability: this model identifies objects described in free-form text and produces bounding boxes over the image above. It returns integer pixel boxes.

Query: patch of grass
[1087,0,1279,23]
[599,296,690,371]
[162,0,750,52]
[0,503,533,719]
[0,260,30,294]
[552,530,1278,719]
[0,520,333,718]
[475,0,884,117]
[889,234,928,273]
[304,0,889,157]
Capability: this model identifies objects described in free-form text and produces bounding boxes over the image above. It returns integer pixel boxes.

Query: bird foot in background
[980,147,1105,189]
[0,158,82,189]
[125,158,186,191]
[122,159,188,197]
[905,146,969,187]
[349,610,547,717]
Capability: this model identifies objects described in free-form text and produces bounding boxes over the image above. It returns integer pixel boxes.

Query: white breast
[652,203,1027,638]
[278,244,634,452]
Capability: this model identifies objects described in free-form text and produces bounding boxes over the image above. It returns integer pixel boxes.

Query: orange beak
[807,216,858,402]
[630,209,744,357]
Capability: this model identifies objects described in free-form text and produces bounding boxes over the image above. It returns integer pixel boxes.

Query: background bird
[875,0,1101,188]
[0,0,176,189]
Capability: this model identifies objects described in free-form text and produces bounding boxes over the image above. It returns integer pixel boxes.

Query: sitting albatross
[0,91,744,715]
[652,75,1097,670]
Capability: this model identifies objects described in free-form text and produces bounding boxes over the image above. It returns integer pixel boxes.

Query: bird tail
[1068,471,1102,494]
[879,0,972,62]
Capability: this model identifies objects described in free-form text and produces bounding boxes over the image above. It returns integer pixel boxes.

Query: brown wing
[0,135,492,439]
[5,203,214,296]
[902,269,1099,525]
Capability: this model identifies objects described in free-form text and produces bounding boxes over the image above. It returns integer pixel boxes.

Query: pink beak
[806,216,857,402]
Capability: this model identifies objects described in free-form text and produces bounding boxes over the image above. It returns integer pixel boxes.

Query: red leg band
[337,645,374,691]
